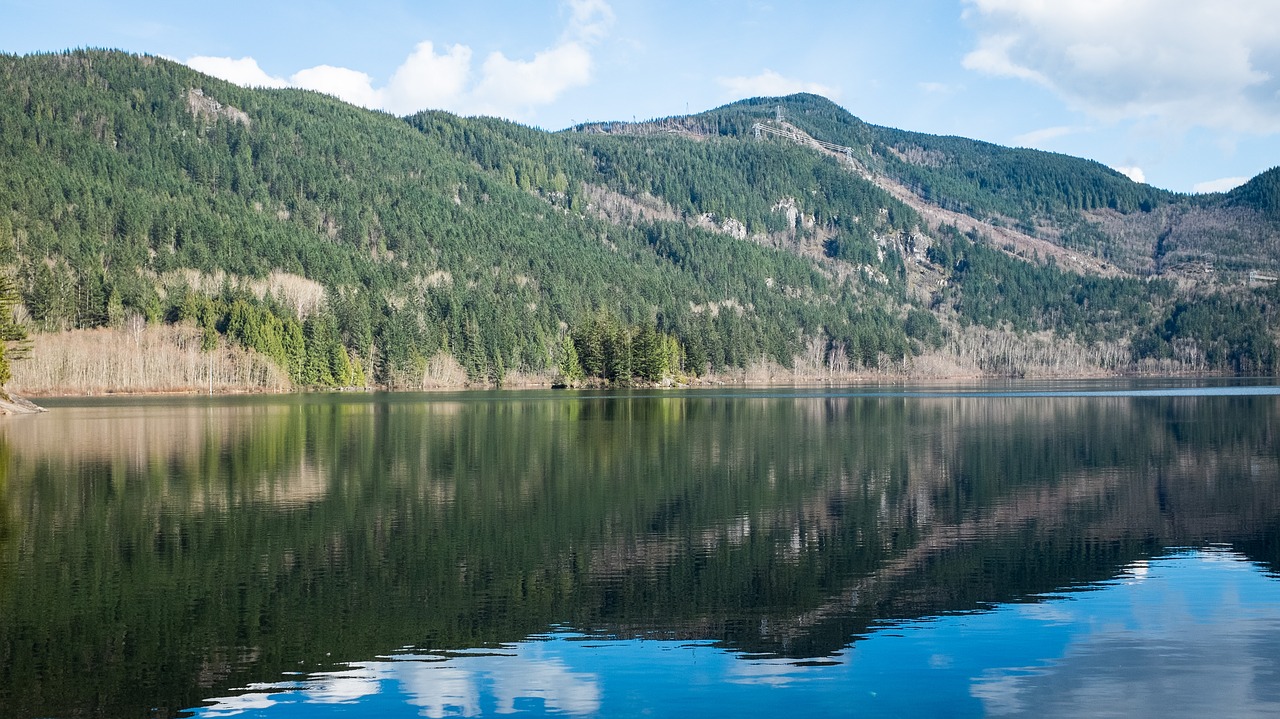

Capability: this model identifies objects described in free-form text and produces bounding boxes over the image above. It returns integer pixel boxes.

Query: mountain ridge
[1,49,1278,391]
[586,92,1280,282]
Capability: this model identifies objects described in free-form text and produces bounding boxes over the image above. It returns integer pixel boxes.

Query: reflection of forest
[1,393,1277,718]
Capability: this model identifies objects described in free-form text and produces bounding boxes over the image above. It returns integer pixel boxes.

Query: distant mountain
[581,93,1280,278]
[1,50,1278,390]
[1228,166,1280,220]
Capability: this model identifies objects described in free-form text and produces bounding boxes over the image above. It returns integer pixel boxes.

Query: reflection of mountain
[192,551,1280,718]
[1,392,1278,718]
[0,397,385,511]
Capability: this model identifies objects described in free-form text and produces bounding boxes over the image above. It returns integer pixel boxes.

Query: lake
[2,382,1279,718]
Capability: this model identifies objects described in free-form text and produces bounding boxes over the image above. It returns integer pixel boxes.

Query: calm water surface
[2,381,1279,718]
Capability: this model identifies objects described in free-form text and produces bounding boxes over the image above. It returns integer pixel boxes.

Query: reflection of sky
[970,549,1280,718]
[191,549,1280,718]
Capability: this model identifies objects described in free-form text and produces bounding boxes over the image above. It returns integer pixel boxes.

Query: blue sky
[4,0,1279,193]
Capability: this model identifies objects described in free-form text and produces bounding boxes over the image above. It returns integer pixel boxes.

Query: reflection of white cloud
[490,653,600,714]
[1122,559,1149,583]
[928,653,954,669]
[972,551,1280,717]
[726,658,831,687]
[1202,544,1247,562]
[971,668,1033,716]
[375,651,602,716]
[196,690,280,717]
[197,646,602,718]
[402,664,481,719]
[1017,602,1076,625]
[303,665,387,704]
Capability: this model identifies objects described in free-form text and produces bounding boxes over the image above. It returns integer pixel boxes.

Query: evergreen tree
[604,323,632,383]
[573,316,607,379]
[557,333,584,384]
[460,314,487,382]
[0,272,29,392]
[633,321,666,383]
[0,337,9,391]
[302,315,335,386]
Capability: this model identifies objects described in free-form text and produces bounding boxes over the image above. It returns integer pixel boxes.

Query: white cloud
[290,65,382,109]
[1192,176,1250,194]
[718,70,838,100]
[186,56,287,88]
[471,43,594,116]
[962,33,1046,84]
[381,42,473,116]
[1012,125,1086,147]
[565,0,615,44]
[962,0,1280,133]
[1113,166,1146,184]
[185,0,611,121]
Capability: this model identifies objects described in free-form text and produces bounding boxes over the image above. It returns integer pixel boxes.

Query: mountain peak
[1227,166,1280,220]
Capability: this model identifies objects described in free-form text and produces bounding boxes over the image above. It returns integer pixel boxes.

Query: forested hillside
[1,50,1277,392]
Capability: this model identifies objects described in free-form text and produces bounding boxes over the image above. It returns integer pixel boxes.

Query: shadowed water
[1,382,1278,717]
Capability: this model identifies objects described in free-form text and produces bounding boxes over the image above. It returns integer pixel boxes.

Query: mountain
[582,94,1280,278]
[1,50,1278,391]
[1228,166,1280,220]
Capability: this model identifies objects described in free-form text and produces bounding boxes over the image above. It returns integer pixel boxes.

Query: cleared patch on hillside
[875,173,1121,277]
[1086,205,1280,281]
[164,269,327,319]
[10,324,289,395]
[752,122,1124,278]
[187,88,251,127]
[581,184,683,226]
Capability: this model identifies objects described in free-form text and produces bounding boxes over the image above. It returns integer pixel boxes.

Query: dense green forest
[1,50,1277,390]
[683,94,1174,223]
[1227,166,1280,221]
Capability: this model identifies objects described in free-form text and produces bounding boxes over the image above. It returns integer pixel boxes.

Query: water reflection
[1,388,1278,717]
[199,645,603,718]
[968,550,1280,718]
[187,550,1280,718]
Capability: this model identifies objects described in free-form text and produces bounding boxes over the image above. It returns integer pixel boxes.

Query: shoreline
[7,325,1230,401]
[0,392,47,414]
[10,369,1244,402]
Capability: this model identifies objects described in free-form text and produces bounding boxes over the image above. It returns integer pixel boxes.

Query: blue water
[8,384,1280,718]
[191,548,1280,718]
